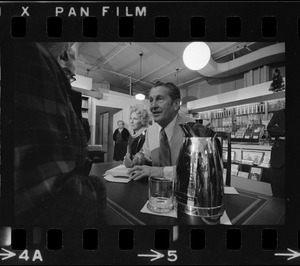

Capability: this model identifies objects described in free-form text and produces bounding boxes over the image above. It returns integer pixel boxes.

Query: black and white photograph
[11,41,285,227]
[1,1,300,265]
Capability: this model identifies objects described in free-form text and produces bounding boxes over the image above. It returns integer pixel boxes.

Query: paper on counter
[140,201,232,224]
[103,174,130,183]
[220,211,232,225]
[224,186,239,195]
[104,164,130,177]
[140,201,178,218]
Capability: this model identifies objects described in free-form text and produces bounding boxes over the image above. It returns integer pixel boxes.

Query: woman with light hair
[123,105,150,168]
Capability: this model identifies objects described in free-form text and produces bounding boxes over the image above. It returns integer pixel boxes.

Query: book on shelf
[259,152,271,168]
[259,163,270,168]
[223,169,227,184]
[231,163,240,176]
[244,129,253,139]
[252,132,260,139]
[232,170,239,176]
[231,163,240,171]
[261,152,270,164]
[222,151,236,161]
[241,159,254,165]
[238,171,249,179]
[249,167,263,181]
[242,150,264,165]
[235,131,245,139]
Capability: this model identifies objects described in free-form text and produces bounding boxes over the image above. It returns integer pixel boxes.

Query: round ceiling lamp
[135,93,145,100]
[183,42,211,70]
[135,52,145,101]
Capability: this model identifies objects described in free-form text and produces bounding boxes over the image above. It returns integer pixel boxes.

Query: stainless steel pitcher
[175,122,231,224]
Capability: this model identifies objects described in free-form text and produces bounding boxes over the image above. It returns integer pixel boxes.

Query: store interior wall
[185,64,285,104]
[90,91,149,146]
[88,62,285,156]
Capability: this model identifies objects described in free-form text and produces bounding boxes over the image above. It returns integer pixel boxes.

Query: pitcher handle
[215,131,231,187]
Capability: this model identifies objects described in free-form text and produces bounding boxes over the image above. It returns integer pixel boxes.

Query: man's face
[60,48,77,77]
[149,86,180,128]
[43,42,72,60]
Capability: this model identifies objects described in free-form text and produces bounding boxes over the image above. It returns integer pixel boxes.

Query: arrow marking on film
[138,249,164,261]
[275,248,300,261]
[0,248,16,261]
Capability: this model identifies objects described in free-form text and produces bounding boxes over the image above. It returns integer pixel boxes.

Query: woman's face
[117,121,124,129]
[129,112,143,131]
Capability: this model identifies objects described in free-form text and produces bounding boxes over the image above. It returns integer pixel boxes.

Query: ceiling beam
[72,86,103,99]
[89,43,127,71]
[102,43,132,65]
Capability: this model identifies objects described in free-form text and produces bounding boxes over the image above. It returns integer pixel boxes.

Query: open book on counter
[104,164,130,177]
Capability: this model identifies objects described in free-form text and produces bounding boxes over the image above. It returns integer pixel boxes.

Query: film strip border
[1,1,300,265]
[1,226,300,264]
[8,16,290,39]
[0,227,286,250]
[0,2,299,40]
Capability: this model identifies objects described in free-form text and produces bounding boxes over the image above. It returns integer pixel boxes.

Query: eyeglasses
[69,75,76,83]
[63,68,76,83]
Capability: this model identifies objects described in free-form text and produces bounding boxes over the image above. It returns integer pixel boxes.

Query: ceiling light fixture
[135,93,145,100]
[176,68,179,85]
[135,52,146,100]
[183,42,211,70]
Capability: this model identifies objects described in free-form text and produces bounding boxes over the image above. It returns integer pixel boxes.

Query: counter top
[90,162,285,225]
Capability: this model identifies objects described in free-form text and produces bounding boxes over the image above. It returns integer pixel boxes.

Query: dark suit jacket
[267,109,285,168]
[113,127,130,142]
[113,127,130,161]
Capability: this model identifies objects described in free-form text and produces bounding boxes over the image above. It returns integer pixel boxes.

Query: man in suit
[267,108,285,198]
[127,82,194,180]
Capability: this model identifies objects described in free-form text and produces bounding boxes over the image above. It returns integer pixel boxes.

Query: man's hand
[123,154,134,168]
[132,155,141,165]
[128,165,163,181]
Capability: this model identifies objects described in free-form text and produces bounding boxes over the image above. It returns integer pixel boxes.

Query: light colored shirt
[158,114,178,143]
[158,115,178,178]
[137,114,194,179]
[142,114,178,161]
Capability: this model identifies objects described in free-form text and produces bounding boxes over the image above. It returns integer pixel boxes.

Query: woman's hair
[130,105,150,127]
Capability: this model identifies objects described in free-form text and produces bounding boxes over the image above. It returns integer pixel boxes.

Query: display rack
[222,143,272,196]
[193,92,285,196]
[82,95,89,119]
[198,93,285,144]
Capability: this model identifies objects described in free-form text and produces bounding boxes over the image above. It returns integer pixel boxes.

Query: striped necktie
[159,128,172,166]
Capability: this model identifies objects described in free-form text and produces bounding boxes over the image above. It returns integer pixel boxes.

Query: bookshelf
[222,143,273,196]
[198,95,285,144]
[82,95,89,119]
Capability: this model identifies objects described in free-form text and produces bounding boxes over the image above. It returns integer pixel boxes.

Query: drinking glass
[147,175,174,213]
